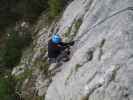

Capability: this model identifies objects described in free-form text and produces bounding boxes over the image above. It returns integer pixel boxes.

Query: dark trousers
[48,48,70,64]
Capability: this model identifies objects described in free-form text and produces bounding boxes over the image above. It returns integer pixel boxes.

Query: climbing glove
[69,41,75,46]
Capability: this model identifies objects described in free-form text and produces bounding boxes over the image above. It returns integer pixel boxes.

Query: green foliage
[0,80,11,100]
[0,77,16,100]
[16,0,48,18]
[15,68,32,81]
[14,68,33,97]
[0,31,32,68]
[48,0,64,19]
[64,26,72,38]
[0,0,49,32]
[34,59,49,75]
[23,95,44,100]
[35,96,45,100]
[74,18,82,33]
[75,64,82,71]
[64,18,82,41]
[65,69,73,81]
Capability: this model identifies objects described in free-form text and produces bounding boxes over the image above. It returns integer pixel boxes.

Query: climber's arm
[59,41,75,47]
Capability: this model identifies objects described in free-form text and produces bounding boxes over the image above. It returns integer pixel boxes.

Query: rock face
[45,0,133,100]
[12,0,133,99]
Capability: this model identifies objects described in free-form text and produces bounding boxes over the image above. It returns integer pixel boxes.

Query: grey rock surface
[45,0,133,100]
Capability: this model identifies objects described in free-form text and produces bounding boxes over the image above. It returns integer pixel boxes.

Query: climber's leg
[56,48,71,63]
[48,58,56,64]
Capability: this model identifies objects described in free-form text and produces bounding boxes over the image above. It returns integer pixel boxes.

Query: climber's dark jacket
[48,39,74,58]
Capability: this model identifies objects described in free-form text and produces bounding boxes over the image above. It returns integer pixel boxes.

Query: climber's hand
[69,41,75,46]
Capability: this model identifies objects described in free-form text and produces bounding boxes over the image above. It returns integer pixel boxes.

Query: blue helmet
[52,34,61,44]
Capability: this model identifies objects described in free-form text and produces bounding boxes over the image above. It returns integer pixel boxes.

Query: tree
[48,0,64,18]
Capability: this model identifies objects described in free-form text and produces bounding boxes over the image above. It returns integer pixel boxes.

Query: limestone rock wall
[45,0,133,100]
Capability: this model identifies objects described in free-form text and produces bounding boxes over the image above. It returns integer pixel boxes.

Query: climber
[48,34,75,64]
